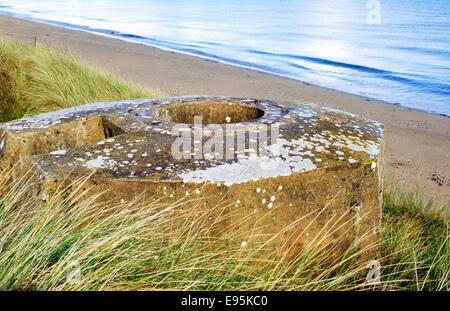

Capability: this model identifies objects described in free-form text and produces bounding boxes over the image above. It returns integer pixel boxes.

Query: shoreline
[1,11,449,118]
[0,14,449,204]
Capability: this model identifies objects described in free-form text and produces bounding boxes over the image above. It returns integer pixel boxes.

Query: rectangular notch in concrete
[0,116,125,171]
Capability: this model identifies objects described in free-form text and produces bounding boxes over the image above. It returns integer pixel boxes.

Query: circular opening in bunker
[155,100,264,124]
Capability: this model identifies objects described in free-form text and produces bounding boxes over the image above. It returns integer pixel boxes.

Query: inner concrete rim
[155,100,265,125]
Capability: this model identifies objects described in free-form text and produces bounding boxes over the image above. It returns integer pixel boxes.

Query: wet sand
[0,14,448,205]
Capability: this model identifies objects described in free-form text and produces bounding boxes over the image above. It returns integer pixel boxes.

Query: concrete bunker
[0,96,384,263]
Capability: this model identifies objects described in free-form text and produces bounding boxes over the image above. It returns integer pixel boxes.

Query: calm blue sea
[1,0,449,116]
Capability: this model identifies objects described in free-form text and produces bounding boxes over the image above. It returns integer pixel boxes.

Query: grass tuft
[0,35,164,122]
[380,188,448,290]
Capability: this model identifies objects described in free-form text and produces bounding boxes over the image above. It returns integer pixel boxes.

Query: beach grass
[0,168,447,291]
[0,35,163,122]
[0,35,448,291]
[380,188,448,290]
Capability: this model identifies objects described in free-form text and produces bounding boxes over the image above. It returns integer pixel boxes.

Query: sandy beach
[0,14,448,204]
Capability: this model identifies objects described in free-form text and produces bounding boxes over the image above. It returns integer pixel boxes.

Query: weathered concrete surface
[0,96,384,262]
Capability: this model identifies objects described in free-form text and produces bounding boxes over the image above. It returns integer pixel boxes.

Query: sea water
[1,0,449,116]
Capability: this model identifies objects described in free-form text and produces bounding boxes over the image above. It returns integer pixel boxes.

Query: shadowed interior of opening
[155,100,264,124]
[21,116,124,157]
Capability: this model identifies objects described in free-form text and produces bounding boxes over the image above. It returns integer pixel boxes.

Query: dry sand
[0,14,448,204]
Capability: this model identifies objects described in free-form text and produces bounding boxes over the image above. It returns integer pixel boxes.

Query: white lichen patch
[50,150,66,155]
[179,157,291,186]
[85,156,108,169]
